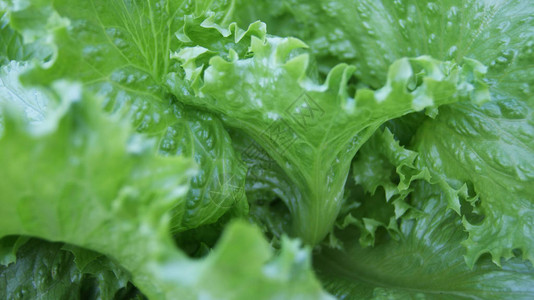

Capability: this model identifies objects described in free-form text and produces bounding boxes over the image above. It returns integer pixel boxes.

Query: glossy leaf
[0,84,330,299]
[315,182,534,299]
[342,128,429,247]
[174,32,489,244]
[3,0,248,232]
[415,100,534,266]
[240,0,534,91]
[0,239,135,300]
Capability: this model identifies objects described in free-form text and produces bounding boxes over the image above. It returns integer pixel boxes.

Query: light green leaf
[0,12,50,65]
[337,128,429,247]
[0,85,331,299]
[353,128,428,205]
[2,0,248,232]
[415,100,534,266]
[250,0,534,265]
[173,32,489,244]
[0,83,193,297]
[314,182,534,300]
[246,0,534,93]
[0,62,50,136]
[186,221,333,300]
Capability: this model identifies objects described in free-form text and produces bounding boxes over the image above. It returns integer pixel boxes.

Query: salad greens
[0,0,533,299]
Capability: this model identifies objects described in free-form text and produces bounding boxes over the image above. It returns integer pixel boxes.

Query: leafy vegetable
[0,0,533,299]
[315,182,534,299]
[175,36,489,244]
[415,100,534,266]
[0,238,136,300]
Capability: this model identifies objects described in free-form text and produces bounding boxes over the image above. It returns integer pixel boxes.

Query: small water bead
[399,19,407,29]
[426,2,439,14]
[499,36,511,47]
[498,99,528,119]
[489,49,515,71]
[520,83,531,95]
[448,45,458,58]
[447,6,459,19]
[50,253,65,281]
[13,287,28,300]
[428,33,437,44]
[497,20,511,33]
[167,126,178,137]
[322,1,343,16]
[160,137,177,152]
[518,39,534,63]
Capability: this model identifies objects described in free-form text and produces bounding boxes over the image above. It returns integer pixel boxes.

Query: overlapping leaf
[315,182,534,299]
[338,128,428,247]
[173,31,489,244]
[3,0,247,232]
[0,238,136,300]
[239,0,534,265]
[415,100,534,266]
[237,0,534,90]
[0,84,331,300]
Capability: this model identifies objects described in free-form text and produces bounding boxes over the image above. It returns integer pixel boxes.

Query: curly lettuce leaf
[241,0,534,90]
[337,128,428,247]
[353,128,429,206]
[0,12,50,66]
[2,0,248,232]
[0,239,137,300]
[0,83,331,300]
[314,182,534,299]
[414,100,534,266]
[0,62,50,136]
[246,0,534,265]
[0,82,192,297]
[173,30,489,244]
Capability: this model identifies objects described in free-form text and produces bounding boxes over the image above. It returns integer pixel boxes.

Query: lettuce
[0,0,533,299]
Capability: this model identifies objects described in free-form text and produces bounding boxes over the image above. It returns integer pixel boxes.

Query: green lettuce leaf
[339,128,428,247]
[2,0,532,298]
[173,31,489,244]
[353,128,428,208]
[240,0,534,90]
[247,0,534,265]
[0,238,137,300]
[415,100,534,266]
[3,0,248,232]
[0,235,29,266]
[0,62,50,136]
[0,81,331,299]
[314,182,534,299]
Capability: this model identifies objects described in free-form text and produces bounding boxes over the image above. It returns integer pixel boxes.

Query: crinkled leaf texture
[0,82,331,300]
[0,12,50,66]
[0,238,136,300]
[415,100,534,266]
[173,29,489,244]
[0,62,51,135]
[339,128,428,247]
[4,0,248,232]
[241,0,534,91]
[315,182,534,300]
[240,0,534,265]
